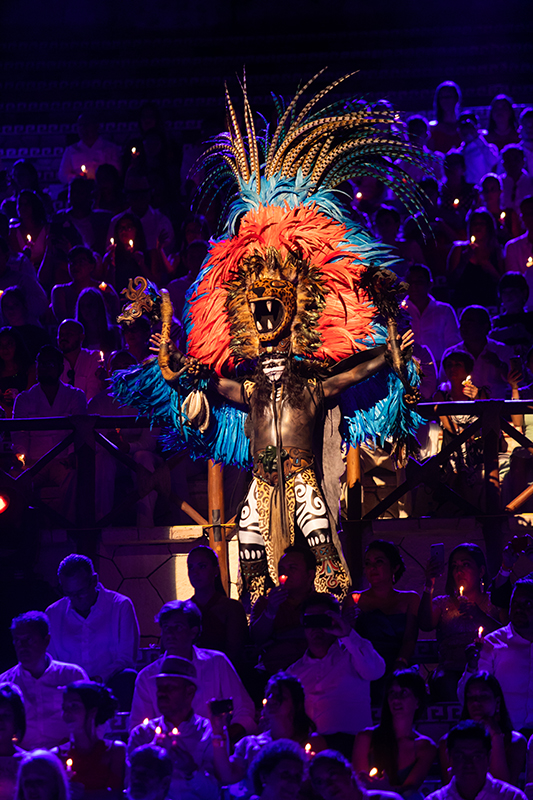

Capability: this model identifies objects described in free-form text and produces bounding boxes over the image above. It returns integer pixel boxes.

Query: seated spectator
[108,173,175,254]
[311,749,403,800]
[58,112,121,184]
[8,190,49,268]
[127,657,218,800]
[250,546,317,677]
[0,684,26,800]
[479,174,515,245]
[46,554,139,711]
[187,545,248,667]
[58,318,103,401]
[352,541,419,705]
[501,145,533,214]
[12,345,87,519]
[486,95,520,152]
[396,116,443,182]
[102,213,149,293]
[51,246,119,324]
[171,214,210,278]
[354,177,388,218]
[420,543,504,702]
[353,670,436,799]
[491,272,533,349]
[0,327,35,418]
[15,751,69,800]
[0,237,48,322]
[428,81,462,154]
[0,611,87,749]
[0,288,50,359]
[122,316,152,362]
[129,600,256,740]
[447,208,504,310]
[505,197,533,304]
[426,721,526,800]
[1,159,53,220]
[439,306,512,398]
[54,681,126,796]
[167,240,209,319]
[248,739,305,800]
[490,536,533,610]
[94,163,127,218]
[374,206,424,275]
[458,112,499,186]
[287,593,385,758]
[438,151,477,237]
[404,264,461,367]
[459,577,533,736]
[126,745,172,800]
[212,671,327,790]
[75,287,122,355]
[51,178,112,256]
[440,672,526,786]
[519,108,533,178]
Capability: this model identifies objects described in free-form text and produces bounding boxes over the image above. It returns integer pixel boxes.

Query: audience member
[354,177,388,218]
[479,174,515,245]
[397,116,443,182]
[287,592,385,758]
[1,159,53,220]
[491,272,533,350]
[447,208,504,310]
[15,751,69,800]
[0,611,87,749]
[167,240,208,318]
[212,671,326,789]
[0,237,48,322]
[490,536,533,611]
[126,744,172,800]
[428,81,462,154]
[12,345,87,518]
[404,264,461,367]
[46,554,138,709]
[0,327,34,417]
[374,206,424,275]
[129,600,256,739]
[501,146,533,214]
[458,112,499,186]
[52,177,112,256]
[54,681,126,796]
[438,151,477,236]
[248,738,305,800]
[94,163,127,218]
[171,215,210,278]
[352,541,419,704]
[505,197,533,303]
[108,173,174,254]
[440,672,526,786]
[419,543,503,702]
[310,749,403,800]
[0,288,50,359]
[75,287,122,354]
[426,722,526,800]
[102,213,149,293]
[58,318,103,401]
[250,546,317,677]
[487,96,520,152]
[187,545,248,667]
[519,108,533,177]
[128,657,218,800]
[51,246,119,324]
[58,112,121,184]
[459,577,533,735]
[439,306,512,398]
[8,191,49,268]
[0,684,26,800]
[353,670,436,799]
[122,316,152,362]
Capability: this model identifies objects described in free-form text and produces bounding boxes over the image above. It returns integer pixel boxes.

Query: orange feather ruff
[186,203,377,375]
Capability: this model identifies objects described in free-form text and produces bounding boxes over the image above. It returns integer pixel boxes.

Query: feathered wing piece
[113,70,433,464]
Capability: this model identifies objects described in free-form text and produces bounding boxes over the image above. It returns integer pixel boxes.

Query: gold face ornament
[247,278,297,344]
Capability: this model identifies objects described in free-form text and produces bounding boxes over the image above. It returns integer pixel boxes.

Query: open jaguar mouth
[250,298,285,334]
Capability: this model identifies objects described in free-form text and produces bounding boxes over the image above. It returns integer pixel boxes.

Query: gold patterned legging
[238,467,349,606]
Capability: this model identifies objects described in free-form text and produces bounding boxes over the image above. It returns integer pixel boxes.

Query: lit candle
[131,146,137,155]
[453,198,460,206]
[128,239,134,249]
[81,164,87,174]
[171,727,179,736]
[470,235,476,244]
[478,626,484,639]
[26,234,32,244]
[462,376,471,387]
[527,257,533,268]
[110,237,114,246]
[66,758,73,773]
[262,698,267,706]
[16,453,25,468]
[99,281,107,291]
[305,743,312,754]
[369,768,379,778]
[352,591,361,604]
[99,351,104,362]
[155,726,162,735]
[459,585,464,596]
[142,718,149,726]
[279,574,288,585]
[356,192,363,200]
[500,211,506,221]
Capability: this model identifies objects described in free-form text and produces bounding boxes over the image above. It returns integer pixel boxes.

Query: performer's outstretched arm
[322,329,414,398]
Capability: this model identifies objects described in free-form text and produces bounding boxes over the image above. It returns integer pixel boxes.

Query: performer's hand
[265,585,288,615]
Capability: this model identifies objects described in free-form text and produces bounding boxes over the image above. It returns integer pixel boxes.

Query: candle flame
[99,351,104,361]
[16,453,25,467]
[478,626,484,638]
[453,198,460,206]
[99,282,107,291]
[81,164,87,173]
[155,726,162,735]
[262,698,267,705]
[142,718,149,725]
[110,237,114,246]
[352,591,361,604]
[66,759,73,770]
[470,235,476,244]
[500,211,506,220]
[527,257,533,268]
[369,768,379,777]
[128,239,134,248]
[356,192,363,200]
[171,727,179,736]
[131,147,137,155]
[305,743,312,753]
[279,574,288,585]
[26,234,32,243]
[459,585,464,596]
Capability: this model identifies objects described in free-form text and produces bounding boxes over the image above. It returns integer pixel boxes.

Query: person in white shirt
[458,112,499,186]
[405,264,461,368]
[128,657,218,800]
[309,749,403,800]
[12,345,87,520]
[129,600,256,742]
[0,611,87,749]
[505,197,533,307]
[426,721,526,800]
[46,553,139,711]
[500,146,533,214]
[107,174,174,254]
[58,319,103,401]
[439,307,512,399]
[287,593,385,758]
[58,112,121,185]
